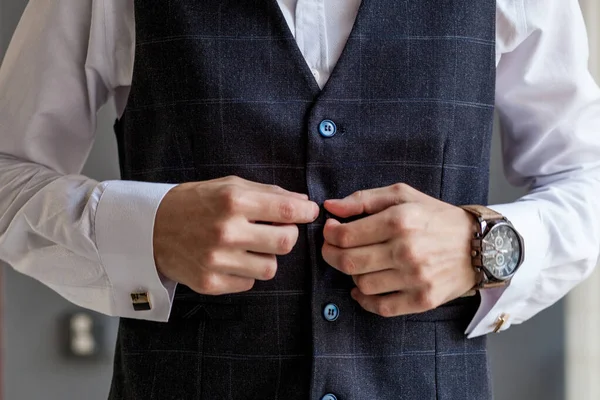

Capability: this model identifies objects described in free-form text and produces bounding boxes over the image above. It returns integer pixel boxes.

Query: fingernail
[326,218,340,227]
[312,202,320,218]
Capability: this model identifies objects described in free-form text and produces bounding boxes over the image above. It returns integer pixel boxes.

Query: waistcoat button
[323,303,339,322]
[319,120,337,137]
[321,394,338,400]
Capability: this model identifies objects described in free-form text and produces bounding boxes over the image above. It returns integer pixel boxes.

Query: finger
[352,270,409,295]
[230,177,309,200]
[322,241,392,275]
[242,191,319,224]
[243,223,299,255]
[194,273,255,296]
[323,210,398,248]
[351,285,443,317]
[351,289,418,318]
[210,250,279,281]
[324,183,417,218]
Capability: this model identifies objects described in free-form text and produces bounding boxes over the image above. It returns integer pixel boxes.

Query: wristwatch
[460,205,525,290]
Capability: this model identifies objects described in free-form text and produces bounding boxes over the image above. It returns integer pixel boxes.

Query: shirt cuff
[95,180,178,321]
[465,200,549,338]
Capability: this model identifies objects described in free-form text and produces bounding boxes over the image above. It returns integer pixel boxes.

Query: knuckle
[339,253,357,275]
[376,301,396,318]
[214,222,235,245]
[203,250,220,266]
[336,227,352,248]
[222,175,242,184]
[277,200,297,222]
[403,241,421,266]
[262,260,278,280]
[269,184,284,193]
[391,206,417,232]
[219,185,243,213]
[277,231,296,254]
[412,267,430,286]
[387,211,406,234]
[422,279,435,294]
[402,204,420,228]
[391,183,409,196]
[351,190,365,200]
[197,274,220,295]
[416,290,437,310]
[355,275,373,295]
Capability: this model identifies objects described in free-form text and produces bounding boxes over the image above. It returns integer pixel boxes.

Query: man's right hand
[153,176,319,295]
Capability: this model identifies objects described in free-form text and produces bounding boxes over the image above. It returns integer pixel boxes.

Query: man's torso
[109,1,495,399]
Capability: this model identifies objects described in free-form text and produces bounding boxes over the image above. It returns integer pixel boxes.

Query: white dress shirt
[0,0,599,338]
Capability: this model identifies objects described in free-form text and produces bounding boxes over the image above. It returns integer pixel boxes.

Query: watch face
[481,223,522,280]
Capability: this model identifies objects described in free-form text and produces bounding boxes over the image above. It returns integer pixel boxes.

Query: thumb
[324,184,414,218]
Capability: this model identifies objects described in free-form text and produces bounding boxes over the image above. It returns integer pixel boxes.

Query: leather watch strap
[462,272,509,297]
[460,205,503,221]
[475,270,510,289]
[484,281,509,288]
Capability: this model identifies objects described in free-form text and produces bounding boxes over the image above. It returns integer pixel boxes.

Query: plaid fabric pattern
[109,1,496,399]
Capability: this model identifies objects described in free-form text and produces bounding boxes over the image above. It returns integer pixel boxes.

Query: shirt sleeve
[466,0,600,337]
[0,0,177,321]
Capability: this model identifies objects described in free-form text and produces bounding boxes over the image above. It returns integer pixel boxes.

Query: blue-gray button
[321,394,338,400]
[319,120,337,137]
[323,303,339,322]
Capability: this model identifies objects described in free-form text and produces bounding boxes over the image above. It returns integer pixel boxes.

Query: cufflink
[131,292,152,311]
[493,313,509,333]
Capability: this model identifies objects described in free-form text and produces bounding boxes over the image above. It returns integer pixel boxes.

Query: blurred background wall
[0,1,597,399]
[566,1,600,399]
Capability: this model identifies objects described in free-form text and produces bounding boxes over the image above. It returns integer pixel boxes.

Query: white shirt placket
[295,0,329,88]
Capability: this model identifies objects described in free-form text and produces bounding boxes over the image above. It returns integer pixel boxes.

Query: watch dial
[481,224,521,279]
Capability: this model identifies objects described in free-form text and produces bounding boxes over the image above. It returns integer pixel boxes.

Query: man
[0,0,599,398]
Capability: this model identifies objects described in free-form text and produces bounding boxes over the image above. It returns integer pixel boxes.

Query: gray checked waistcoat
[109,1,497,399]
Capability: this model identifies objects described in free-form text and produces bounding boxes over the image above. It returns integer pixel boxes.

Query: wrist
[460,208,481,238]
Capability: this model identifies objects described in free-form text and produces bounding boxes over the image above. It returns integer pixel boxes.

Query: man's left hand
[322,183,480,318]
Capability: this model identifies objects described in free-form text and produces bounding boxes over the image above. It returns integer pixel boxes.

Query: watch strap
[462,281,508,297]
[484,281,510,288]
[460,205,503,221]
[462,280,508,297]
[475,269,510,289]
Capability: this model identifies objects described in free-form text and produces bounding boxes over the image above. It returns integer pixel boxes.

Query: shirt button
[323,303,339,322]
[319,120,337,138]
[312,69,320,81]
[321,394,338,400]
